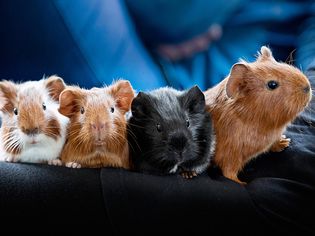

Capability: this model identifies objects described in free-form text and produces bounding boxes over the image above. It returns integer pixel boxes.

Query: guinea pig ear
[109,80,135,114]
[226,63,249,98]
[0,81,17,113]
[45,75,66,102]
[131,92,150,118]
[181,86,205,113]
[257,46,276,62]
[58,88,82,118]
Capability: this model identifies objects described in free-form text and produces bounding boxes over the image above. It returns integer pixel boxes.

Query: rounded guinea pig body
[205,46,312,184]
[58,80,134,169]
[128,86,213,178]
[0,76,69,164]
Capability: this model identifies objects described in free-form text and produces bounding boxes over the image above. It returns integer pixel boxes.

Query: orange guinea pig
[205,46,312,184]
[58,80,134,169]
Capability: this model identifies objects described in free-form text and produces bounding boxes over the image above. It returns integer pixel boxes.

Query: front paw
[180,171,197,179]
[270,135,291,152]
[48,159,62,166]
[65,162,81,168]
[5,156,18,163]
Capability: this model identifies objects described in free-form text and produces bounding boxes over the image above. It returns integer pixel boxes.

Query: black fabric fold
[101,168,273,234]
[0,162,110,233]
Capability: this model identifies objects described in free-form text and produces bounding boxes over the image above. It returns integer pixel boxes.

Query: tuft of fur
[205,46,312,184]
[128,86,213,178]
[0,76,68,163]
[59,80,134,169]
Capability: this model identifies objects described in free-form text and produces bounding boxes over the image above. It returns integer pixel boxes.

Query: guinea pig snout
[169,132,188,154]
[303,85,311,94]
[90,121,107,141]
[21,126,40,136]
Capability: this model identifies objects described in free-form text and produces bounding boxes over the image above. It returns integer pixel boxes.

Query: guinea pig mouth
[94,140,105,146]
[171,150,187,160]
[28,137,39,145]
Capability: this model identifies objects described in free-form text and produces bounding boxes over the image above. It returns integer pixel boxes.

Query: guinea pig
[0,76,69,164]
[128,86,213,178]
[204,46,312,184]
[58,80,134,169]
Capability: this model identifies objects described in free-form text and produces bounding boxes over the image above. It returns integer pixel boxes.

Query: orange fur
[205,46,312,184]
[18,94,46,134]
[45,118,61,140]
[59,80,134,169]
[45,75,66,102]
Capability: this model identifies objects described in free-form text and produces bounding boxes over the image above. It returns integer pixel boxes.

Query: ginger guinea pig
[59,80,134,169]
[204,46,312,184]
[128,86,213,178]
[0,76,68,164]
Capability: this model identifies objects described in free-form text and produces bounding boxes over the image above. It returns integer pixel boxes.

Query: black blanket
[1,72,315,235]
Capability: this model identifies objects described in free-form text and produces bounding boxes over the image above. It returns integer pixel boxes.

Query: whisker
[127,123,145,129]
[285,48,296,65]
[5,139,22,153]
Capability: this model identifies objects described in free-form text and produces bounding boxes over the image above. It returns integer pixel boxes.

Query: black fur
[128,86,213,176]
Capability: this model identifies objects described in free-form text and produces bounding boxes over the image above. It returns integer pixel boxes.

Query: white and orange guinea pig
[0,76,69,164]
[58,80,134,169]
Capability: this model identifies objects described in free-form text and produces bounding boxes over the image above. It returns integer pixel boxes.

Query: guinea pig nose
[91,122,105,131]
[303,85,311,94]
[23,127,40,135]
[169,134,187,152]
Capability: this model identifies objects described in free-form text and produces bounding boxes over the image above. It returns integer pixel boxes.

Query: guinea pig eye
[267,80,279,90]
[156,124,162,132]
[80,107,85,114]
[13,108,18,115]
[42,102,46,111]
[110,107,115,113]
[186,119,190,127]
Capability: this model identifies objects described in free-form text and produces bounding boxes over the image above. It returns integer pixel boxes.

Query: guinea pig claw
[270,136,291,152]
[65,162,81,168]
[181,172,187,178]
[181,171,197,179]
[48,159,62,166]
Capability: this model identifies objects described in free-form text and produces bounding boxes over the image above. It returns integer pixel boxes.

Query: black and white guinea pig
[128,86,213,178]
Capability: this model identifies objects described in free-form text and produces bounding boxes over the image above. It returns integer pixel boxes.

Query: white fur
[169,164,178,174]
[0,79,69,163]
[193,132,216,174]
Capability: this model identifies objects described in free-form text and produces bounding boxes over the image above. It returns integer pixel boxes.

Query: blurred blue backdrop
[0,0,314,91]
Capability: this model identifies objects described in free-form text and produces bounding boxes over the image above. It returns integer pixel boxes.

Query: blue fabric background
[0,0,314,91]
